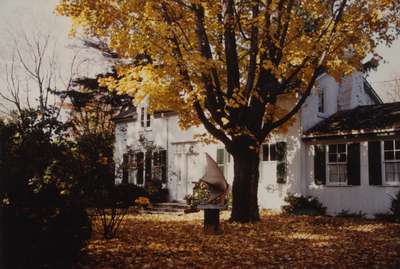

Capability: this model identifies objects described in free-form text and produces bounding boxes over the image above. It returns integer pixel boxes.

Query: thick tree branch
[194,101,232,148]
[259,65,322,141]
[224,0,241,96]
[244,0,260,98]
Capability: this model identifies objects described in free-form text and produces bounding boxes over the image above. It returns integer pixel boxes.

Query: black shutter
[160,150,167,183]
[145,151,152,184]
[122,153,129,184]
[136,152,144,185]
[314,145,326,185]
[276,142,287,184]
[347,143,361,185]
[368,141,382,185]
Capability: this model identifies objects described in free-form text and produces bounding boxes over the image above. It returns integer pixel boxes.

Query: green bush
[337,210,366,218]
[390,190,400,222]
[374,213,396,222]
[282,193,326,216]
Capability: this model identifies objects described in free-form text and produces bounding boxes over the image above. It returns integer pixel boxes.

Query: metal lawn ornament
[196,153,229,234]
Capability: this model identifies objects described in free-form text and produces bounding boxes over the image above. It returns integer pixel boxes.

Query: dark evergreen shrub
[114,183,149,206]
[282,193,327,216]
[146,179,169,203]
[1,204,91,269]
[390,190,400,222]
[336,210,366,218]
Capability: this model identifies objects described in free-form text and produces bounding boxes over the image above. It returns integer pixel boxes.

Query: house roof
[363,79,383,104]
[112,104,137,123]
[304,102,400,138]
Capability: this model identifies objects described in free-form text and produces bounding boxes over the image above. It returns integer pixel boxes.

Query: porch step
[144,202,189,214]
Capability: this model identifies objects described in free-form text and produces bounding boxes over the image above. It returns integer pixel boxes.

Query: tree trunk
[230,140,260,222]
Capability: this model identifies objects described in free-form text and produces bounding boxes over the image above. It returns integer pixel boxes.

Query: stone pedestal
[204,208,220,234]
[198,204,226,235]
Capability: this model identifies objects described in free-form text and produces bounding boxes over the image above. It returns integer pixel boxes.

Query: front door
[174,152,188,201]
[173,145,201,201]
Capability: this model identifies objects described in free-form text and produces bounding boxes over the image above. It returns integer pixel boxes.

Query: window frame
[140,107,151,130]
[216,148,225,176]
[381,140,400,186]
[140,107,145,127]
[152,150,167,183]
[262,143,277,162]
[326,144,348,186]
[146,110,151,128]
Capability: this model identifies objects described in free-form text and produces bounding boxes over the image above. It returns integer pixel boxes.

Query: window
[146,110,151,127]
[217,148,225,175]
[140,107,145,127]
[262,144,277,161]
[140,107,151,128]
[383,140,400,184]
[153,150,167,183]
[327,144,347,184]
[318,87,325,113]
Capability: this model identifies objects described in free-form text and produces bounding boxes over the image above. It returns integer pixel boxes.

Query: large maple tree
[57,0,399,222]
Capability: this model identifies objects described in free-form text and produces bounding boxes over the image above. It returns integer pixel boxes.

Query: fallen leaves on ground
[78,211,400,269]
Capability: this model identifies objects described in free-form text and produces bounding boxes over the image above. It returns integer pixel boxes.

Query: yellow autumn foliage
[56,0,399,146]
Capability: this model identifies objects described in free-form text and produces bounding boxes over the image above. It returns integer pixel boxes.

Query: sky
[0,0,399,107]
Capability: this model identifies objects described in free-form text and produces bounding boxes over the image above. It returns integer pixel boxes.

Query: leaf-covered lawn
[78,211,400,269]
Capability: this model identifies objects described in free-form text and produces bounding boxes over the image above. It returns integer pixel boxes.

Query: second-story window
[318,87,325,113]
[262,143,277,161]
[140,107,145,127]
[140,107,151,128]
[146,110,151,127]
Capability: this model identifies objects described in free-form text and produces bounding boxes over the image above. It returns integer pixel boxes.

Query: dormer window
[146,110,151,127]
[140,107,145,127]
[140,107,151,128]
[318,87,325,113]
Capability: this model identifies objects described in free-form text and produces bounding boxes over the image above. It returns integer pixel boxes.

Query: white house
[113,71,400,216]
